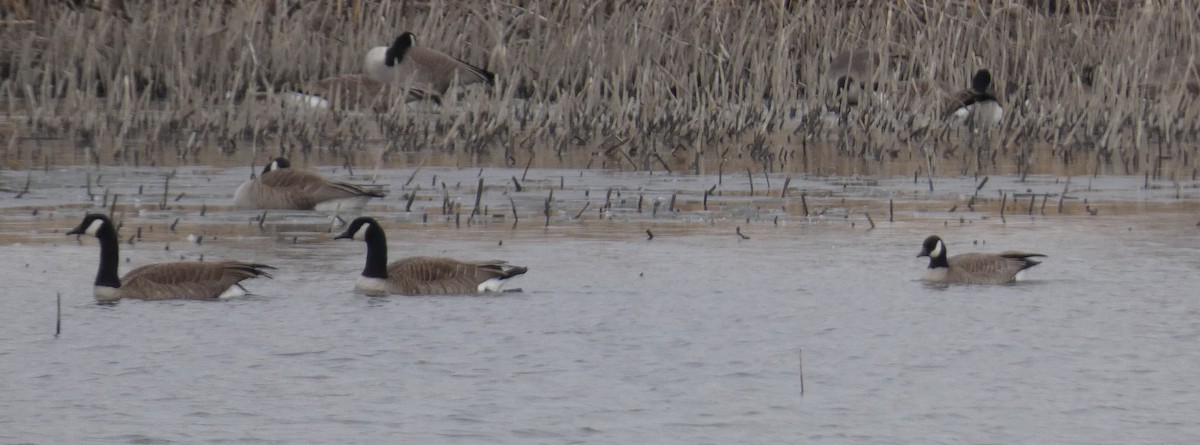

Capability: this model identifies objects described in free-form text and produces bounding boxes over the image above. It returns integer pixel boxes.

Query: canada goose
[364,32,495,99]
[828,49,880,105]
[233,157,385,211]
[335,217,527,296]
[67,214,274,301]
[944,69,1003,127]
[916,235,1045,285]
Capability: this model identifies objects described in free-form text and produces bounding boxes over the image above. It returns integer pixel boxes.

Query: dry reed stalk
[2,1,1199,180]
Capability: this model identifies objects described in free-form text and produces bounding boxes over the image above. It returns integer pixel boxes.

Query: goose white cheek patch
[353,223,372,240]
[930,241,944,258]
[84,219,106,236]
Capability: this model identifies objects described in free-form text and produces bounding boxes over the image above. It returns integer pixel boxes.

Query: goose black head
[335,217,382,241]
[67,214,115,238]
[263,157,291,174]
[917,235,946,259]
[970,69,993,93]
[386,32,417,67]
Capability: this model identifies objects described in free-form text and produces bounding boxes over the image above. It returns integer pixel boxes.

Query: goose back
[374,257,527,296]
[925,252,1044,285]
[118,261,275,300]
[234,165,384,210]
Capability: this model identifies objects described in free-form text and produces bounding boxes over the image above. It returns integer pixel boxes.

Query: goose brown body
[233,158,384,210]
[112,261,273,301]
[68,214,273,301]
[336,217,527,296]
[918,235,1044,285]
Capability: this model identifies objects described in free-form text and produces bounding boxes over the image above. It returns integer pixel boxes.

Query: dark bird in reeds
[944,69,1004,127]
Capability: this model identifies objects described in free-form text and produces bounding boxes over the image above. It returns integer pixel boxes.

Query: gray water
[2,165,1199,444]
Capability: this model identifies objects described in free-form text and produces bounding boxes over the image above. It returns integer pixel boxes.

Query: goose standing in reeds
[917,235,1045,285]
[944,69,1004,127]
[364,32,495,100]
[233,157,385,211]
[828,49,881,107]
[335,217,527,296]
[68,214,274,301]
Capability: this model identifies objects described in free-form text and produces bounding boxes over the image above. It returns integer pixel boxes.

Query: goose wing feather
[250,169,382,210]
[946,252,1041,284]
[404,47,494,94]
[120,261,274,300]
[385,256,511,295]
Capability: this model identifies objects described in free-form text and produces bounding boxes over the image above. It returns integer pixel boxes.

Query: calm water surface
[1,166,1198,443]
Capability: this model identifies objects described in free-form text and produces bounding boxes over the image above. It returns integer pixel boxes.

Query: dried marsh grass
[0,0,1196,181]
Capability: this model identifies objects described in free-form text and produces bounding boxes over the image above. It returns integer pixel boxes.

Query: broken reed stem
[799,348,804,396]
[781,177,791,198]
[889,198,894,222]
[405,187,417,212]
[403,163,423,187]
[511,176,523,192]
[575,202,590,219]
[1000,192,1007,222]
[1058,178,1070,214]
[736,226,750,240]
[509,196,519,228]
[800,193,809,217]
[522,155,534,181]
[747,168,754,196]
[543,189,553,228]
[160,172,171,210]
[55,292,61,337]
[471,177,484,217]
[864,212,875,230]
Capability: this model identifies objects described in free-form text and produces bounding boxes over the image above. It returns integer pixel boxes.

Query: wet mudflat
[1,164,1199,444]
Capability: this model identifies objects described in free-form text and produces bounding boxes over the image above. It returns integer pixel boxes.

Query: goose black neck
[385,38,411,67]
[95,229,122,288]
[361,225,389,279]
[928,250,949,269]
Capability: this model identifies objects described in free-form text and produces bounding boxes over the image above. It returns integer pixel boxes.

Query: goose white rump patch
[219,284,248,299]
[477,278,504,293]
